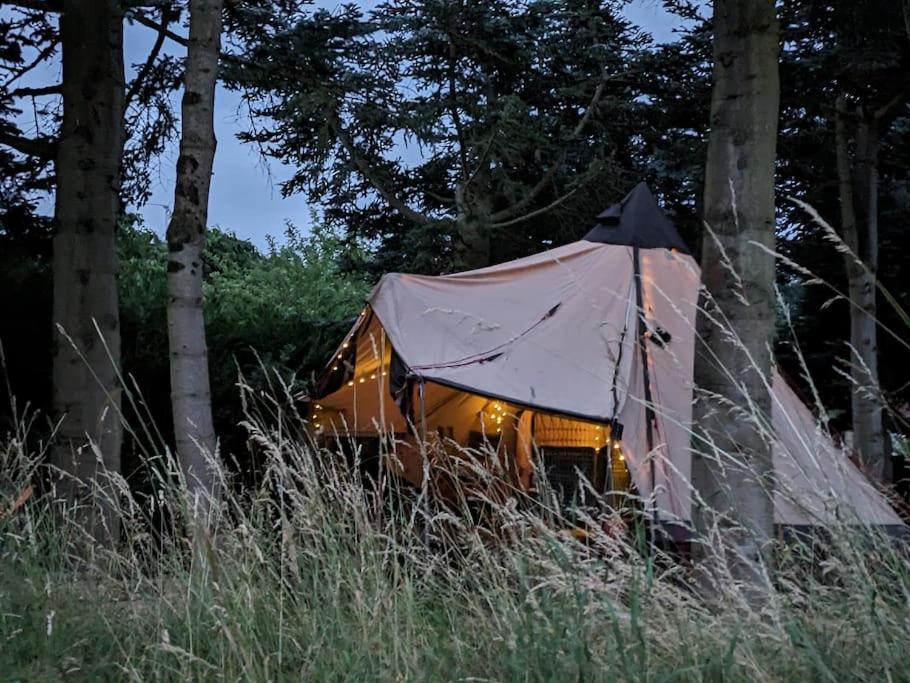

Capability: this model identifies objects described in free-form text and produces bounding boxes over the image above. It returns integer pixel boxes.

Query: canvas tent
[308,182,904,534]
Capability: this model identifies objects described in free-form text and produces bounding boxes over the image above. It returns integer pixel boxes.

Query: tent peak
[583,182,691,254]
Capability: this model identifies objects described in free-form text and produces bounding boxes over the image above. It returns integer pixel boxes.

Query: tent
[308,182,904,535]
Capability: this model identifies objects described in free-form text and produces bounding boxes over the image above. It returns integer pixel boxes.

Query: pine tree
[228,0,650,272]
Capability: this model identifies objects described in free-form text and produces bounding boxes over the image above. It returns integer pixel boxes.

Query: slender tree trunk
[166,0,223,513]
[51,0,125,543]
[835,98,886,482]
[691,0,780,594]
[455,168,493,270]
[852,119,885,481]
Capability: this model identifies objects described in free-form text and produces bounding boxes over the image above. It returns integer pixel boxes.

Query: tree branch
[424,188,455,205]
[873,88,909,125]
[489,70,607,223]
[572,73,607,138]
[2,38,59,89]
[0,130,57,159]
[489,150,565,222]
[325,108,435,226]
[125,7,174,109]
[3,0,61,11]
[130,12,188,48]
[490,188,579,229]
[130,11,249,66]
[7,84,62,98]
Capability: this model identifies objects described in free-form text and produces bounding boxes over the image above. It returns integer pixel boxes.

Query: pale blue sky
[7,1,695,249]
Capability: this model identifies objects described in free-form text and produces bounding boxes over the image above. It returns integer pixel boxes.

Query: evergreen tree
[228,0,650,272]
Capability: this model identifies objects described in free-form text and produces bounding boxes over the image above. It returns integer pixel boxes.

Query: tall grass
[1,372,909,682]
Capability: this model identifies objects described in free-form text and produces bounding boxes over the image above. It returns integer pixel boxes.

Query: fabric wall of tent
[307,183,904,537]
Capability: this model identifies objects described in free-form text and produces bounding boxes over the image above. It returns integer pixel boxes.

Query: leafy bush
[117,219,370,469]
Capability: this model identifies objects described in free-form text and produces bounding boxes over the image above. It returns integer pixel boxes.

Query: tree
[228,0,649,273]
[50,0,126,542]
[763,0,910,482]
[691,0,780,592]
[0,2,185,539]
[166,0,224,511]
[830,1,909,482]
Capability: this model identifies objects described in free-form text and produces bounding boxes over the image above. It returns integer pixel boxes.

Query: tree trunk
[51,0,125,543]
[166,0,223,513]
[691,0,780,595]
[455,166,493,269]
[456,216,492,270]
[851,119,886,481]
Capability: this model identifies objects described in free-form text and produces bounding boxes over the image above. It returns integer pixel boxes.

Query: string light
[347,381,354,387]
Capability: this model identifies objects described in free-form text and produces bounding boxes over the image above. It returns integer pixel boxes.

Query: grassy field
[2,388,909,682]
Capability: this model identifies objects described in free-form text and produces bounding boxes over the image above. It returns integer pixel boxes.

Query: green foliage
[0,228,51,432]
[202,222,371,401]
[116,220,370,453]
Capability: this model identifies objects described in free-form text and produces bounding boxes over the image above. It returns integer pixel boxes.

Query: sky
[9,1,692,250]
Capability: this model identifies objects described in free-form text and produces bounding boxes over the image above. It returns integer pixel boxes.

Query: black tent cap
[583,182,691,254]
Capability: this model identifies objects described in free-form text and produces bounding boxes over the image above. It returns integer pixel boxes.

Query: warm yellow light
[619,454,625,461]
[315,404,323,410]
[359,377,365,383]
[332,365,338,371]
[342,342,349,349]
[381,371,387,376]
[337,354,342,359]
[347,381,354,387]
[315,423,322,429]
[370,374,376,380]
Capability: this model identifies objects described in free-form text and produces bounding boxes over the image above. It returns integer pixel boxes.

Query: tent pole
[418,378,430,545]
[633,244,660,549]
[376,329,387,522]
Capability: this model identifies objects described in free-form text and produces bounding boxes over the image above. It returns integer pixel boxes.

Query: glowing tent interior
[306,183,904,535]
